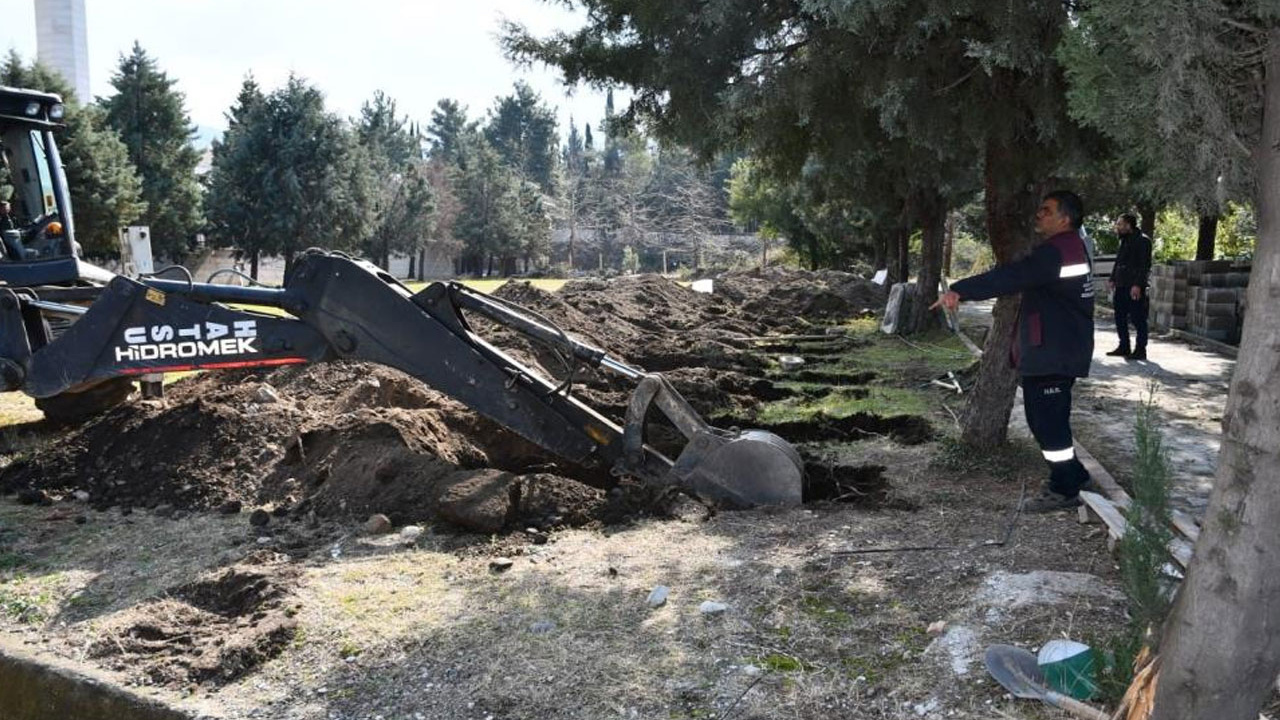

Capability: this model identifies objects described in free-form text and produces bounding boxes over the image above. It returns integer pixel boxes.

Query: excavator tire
[35,377,135,424]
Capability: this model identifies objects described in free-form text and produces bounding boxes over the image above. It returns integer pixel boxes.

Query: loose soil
[0,268,1140,719]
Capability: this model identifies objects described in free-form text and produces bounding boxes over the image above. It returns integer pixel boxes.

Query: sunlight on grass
[757,385,931,422]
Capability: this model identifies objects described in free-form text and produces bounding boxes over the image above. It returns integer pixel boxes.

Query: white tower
[34,0,90,105]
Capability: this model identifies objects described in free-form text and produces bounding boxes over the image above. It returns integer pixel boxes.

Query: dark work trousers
[1022,375,1091,496]
[1113,285,1149,351]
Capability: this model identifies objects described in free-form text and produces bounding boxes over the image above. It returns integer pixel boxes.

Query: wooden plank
[1080,491,1193,569]
[1170,538,1194,568]
[1170,511,1202,543]
[1077,442,1201,543]
[1074,444,1132,509]
[1080,491,1127,542]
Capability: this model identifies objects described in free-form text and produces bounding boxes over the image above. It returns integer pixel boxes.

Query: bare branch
[1221,17,1267,35]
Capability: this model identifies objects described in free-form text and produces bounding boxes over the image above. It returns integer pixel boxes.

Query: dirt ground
[0,267,1132,720]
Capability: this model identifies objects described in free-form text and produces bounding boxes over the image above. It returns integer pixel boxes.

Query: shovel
[984,644,1110,720]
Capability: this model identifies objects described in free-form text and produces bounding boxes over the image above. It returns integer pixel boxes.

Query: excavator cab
[0,86,103,288]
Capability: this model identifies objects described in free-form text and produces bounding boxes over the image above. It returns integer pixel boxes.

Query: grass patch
[834,326,973,380]
[799,594,856,627]
[753,652,809,672]
[933,434,1044,480]
[756,386,930,423]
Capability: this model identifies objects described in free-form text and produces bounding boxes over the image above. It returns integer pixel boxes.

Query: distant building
[35,0,90,104]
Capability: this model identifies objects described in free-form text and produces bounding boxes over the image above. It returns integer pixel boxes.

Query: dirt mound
[1,268,914,533]
[714,266,888,320]
[0,363,615,532]
[89,552,298,686]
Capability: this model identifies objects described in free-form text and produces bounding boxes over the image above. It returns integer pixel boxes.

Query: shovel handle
[1044,690,1110,720]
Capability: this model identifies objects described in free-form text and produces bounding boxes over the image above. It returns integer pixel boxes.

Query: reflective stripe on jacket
[951,231,1095,378]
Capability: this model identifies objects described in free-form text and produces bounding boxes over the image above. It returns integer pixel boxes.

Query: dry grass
[0,451,1129,720]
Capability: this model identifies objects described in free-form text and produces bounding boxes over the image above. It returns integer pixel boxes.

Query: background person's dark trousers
[1022,375,1090,496]
[1112,286,1149,354]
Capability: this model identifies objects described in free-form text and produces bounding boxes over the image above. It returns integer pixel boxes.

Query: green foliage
[207,75,372,269]
[426,99,474,165]
[484,82,559,193]
[1060,1,1264,214]
[99,43,203,258]
[1,51,145,254]
[1117,386,1174,650]
[1152,206,1198,262]
[1217,202,1256,259]
[205,76,269,261]
[356,91,437,269]
[451,134,524,274]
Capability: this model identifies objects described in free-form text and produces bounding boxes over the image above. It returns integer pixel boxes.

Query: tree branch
[1221,17,1267,35]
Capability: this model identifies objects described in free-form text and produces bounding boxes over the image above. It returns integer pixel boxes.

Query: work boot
[1021,490,1083,513]
[1105,346,1130,357]
[1127,347,1147,361]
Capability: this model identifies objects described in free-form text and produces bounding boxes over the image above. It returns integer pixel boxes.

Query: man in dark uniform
[1106,213,1152,360]
[932,190,1096,512]
[0,201,17,232]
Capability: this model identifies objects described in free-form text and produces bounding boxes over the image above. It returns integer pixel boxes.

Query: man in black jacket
[1107,213,1152,360]
[932,190,1095,512]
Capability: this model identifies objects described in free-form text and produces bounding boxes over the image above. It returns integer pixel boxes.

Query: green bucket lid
[1037,639,1098,701]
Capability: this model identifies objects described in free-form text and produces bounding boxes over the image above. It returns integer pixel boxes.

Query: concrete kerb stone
[0,636,197,720]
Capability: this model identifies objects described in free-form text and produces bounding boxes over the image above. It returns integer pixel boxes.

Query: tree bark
[943,211,956,278]
[960,135,1037,448]
[895,225,910,285]
[1151,28,1280,719]
[1138,201,1157,239]
[907,189,946,333]
[873,229,888,272]
[1196,214,1219,261]
[250,249,259,281]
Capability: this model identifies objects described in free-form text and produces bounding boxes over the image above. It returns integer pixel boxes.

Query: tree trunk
[1138,201,1157,239]
[1196,214,1219,261]
[283,248,295,280]
[408,253,416,278]
[960,136,1037,448]
[568,220,577,271]
[873,229,888,271]
[943,211,956,278]
[1150,29,1280,719]
[250,249,259,281]
[907,189,946,333]
[894,225,910,285]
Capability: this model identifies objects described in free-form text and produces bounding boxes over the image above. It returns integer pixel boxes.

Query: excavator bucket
[672,428,805,508]
[621,374,804,508]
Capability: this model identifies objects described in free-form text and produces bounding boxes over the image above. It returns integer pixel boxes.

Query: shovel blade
[984,644,1048,700]
[678,429,804,508]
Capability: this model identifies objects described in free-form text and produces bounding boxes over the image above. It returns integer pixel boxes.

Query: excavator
[0,85,803,509]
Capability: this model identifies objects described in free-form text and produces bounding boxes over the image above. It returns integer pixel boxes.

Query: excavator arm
[0,250,803,508]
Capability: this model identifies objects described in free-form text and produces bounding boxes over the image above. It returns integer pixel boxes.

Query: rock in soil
[363,513,392,535]
[698,601,729,615]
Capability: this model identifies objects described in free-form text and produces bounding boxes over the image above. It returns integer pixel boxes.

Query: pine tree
[355,91,435,269]
[484,82,559,192]
[426,99,474,164]
[205,76,270,277]
[208,75,372,276]
[99,43,202,259]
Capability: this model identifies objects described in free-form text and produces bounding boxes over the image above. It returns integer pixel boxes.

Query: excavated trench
[0,268,910,531]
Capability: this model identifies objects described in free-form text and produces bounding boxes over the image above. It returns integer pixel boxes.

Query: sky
[1,0,618,147]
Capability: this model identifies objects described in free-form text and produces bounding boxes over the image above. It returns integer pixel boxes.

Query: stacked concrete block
[1150,263,1189,330]
[1187,274,1249,343]
[1149,260,1251,343]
